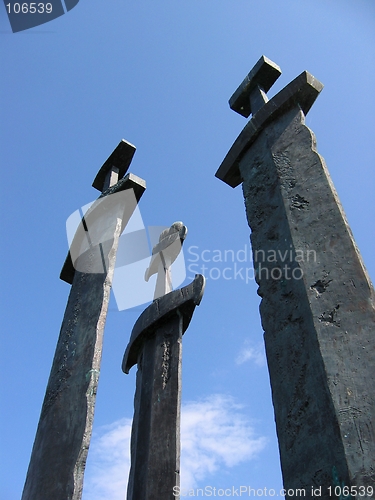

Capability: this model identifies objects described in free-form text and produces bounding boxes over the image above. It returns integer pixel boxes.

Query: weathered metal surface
[22,149,146,500]
[217,57,375,498]
[241,107,375,495]
[124,274,205,500]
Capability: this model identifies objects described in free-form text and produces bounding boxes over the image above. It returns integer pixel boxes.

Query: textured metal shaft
[127,313,182,500]
[239,106,375,497]
[123,275,205,500]
[22,177,145,500]
[22,240,120,500]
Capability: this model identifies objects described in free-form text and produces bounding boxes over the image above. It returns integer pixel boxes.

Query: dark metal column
[216,56,375,498]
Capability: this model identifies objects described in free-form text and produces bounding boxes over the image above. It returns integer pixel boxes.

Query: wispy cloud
[235,341,266,367]
[82,394,267,500]
[180,394,267,490]
[82,418,132,500]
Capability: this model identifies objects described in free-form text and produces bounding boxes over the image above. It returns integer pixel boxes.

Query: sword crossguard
[216,56,323,188]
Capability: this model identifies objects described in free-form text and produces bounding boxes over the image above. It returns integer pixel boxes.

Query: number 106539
[6,3,53,14]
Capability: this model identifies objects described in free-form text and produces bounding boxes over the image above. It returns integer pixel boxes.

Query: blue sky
[1,1,374,498]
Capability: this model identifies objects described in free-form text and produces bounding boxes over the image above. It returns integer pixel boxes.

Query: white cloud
[82,395,267,500]
[82,418,132,500]
[235,341,266,367]
[180,395,267,490]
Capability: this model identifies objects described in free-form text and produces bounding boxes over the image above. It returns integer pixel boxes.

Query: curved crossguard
[122,273,205,374]
[145,222,187,299]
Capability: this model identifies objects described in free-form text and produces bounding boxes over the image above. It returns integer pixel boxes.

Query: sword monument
[22,140,146,500]
[122,222,205,500]
[216,56,375,498]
